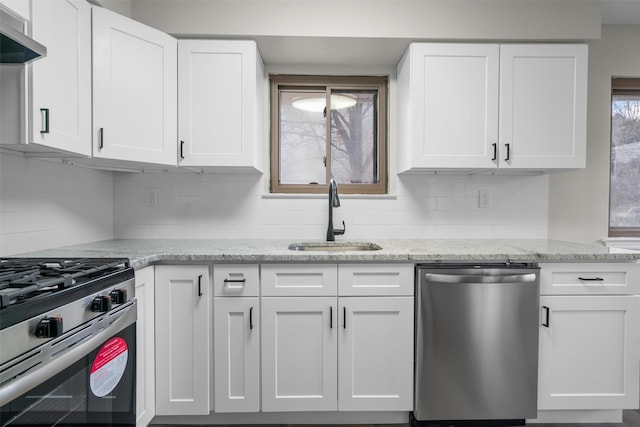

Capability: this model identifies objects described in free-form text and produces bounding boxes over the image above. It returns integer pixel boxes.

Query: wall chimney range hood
[0,9,46,64]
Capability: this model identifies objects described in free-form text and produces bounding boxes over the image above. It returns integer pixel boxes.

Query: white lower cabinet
[213,297,260,412]
[261,264,414,413]
[261,297,338,412]
[155,265,210,415]
[338,297,414,411]
[538,295,640,410]
[135,266,155,427]
[154,263,414,417]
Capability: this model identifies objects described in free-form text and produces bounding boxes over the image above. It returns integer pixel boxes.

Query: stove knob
[35,316,63,338]
[109,289,127,304]
[91,295,112,312]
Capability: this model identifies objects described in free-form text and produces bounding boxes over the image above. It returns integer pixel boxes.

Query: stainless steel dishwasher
[414,264,540,426]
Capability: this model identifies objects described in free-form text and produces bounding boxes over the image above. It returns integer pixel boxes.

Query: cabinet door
[155,265,210,415]
[499,44,587,169]
[30,0,91,155]
[178,40,263,170]
[398,43,500,170]
[213,297,259,412]
[92,7,177,165]
[538,295,640,410]
[261,297,337,411]
[338,297,414,411]
[135,266,155,427]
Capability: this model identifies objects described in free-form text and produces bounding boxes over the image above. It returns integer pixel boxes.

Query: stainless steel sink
[288,242,382,251]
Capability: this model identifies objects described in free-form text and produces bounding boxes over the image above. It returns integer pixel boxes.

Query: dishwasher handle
[424,272,537,284]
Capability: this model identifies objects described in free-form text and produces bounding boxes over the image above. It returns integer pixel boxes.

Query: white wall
[131,0,600,41]
[113,171,548,240]
[548,25,640,244]
[0,152,114,255]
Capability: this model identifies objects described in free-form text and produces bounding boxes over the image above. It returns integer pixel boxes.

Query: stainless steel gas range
[0,258,136,427]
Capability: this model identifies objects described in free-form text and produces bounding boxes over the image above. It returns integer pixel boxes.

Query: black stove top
[0,258,134,329]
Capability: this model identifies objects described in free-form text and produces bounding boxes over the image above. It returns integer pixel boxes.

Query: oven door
[0,301,136,427]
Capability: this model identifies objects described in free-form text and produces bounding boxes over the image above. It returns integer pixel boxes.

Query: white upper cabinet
[178,40,264,171]
[397,43,500,171]
[397,43,587,172]
[0,0,28,19]
[499,44,587,169]
[92,6,177,166]
[28,0,91,155]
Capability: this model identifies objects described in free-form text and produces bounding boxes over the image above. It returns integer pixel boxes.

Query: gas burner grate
[0,258,130,309]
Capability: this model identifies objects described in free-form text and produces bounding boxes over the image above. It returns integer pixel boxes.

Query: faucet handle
[334,221,346,236]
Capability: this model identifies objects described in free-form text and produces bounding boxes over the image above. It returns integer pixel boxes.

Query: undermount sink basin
[288,242,383,251]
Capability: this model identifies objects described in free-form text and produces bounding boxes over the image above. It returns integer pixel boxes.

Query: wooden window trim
[270,75,388,195]
[608,77,640,237]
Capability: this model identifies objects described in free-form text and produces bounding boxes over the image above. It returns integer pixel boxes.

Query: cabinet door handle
[542,305,550,327]
[197,274,203,297]
[578,277,604,281]
[491,143,497,161]
[180,140,185,160]
[40,108,49,134]
[504,143,510,161]
[249,307,254,330]
[98,128,104,150]
[343,307,347,329]
[330,306,333,329]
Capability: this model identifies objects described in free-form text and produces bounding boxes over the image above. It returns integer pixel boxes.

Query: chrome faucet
[327,178,346,241]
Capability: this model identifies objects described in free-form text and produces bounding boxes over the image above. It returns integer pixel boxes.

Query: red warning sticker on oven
[90,337,128,397]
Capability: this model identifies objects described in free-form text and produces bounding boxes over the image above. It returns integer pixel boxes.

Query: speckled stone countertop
[13,239,640,268]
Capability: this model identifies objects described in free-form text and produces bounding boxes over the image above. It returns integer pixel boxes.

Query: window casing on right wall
[609,78,640,237]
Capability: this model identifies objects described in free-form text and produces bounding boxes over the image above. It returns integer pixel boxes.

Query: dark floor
[533,410,640,427]
[152,409,640,427]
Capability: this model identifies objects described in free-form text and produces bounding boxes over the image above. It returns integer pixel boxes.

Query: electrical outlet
[144,187,157,207]
[478,189,491,208]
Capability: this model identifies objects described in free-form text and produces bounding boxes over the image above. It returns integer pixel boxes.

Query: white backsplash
[0,153,550,254]
[0,154,114,256]
[113,171,549,240]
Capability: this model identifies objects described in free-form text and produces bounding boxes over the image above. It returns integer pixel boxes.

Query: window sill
[602,237,640,251]
[262,193,397,200]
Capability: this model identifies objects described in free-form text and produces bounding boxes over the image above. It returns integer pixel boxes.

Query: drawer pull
[578,277,604,281]
[224,278,247,283]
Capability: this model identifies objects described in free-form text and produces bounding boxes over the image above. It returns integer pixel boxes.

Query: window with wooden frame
[270,75,387,194]
[609,78,640,237]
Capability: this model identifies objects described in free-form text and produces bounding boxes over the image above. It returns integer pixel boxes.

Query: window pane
[329,90,378,184]
[279,90,326,185]
[610,94,640,229]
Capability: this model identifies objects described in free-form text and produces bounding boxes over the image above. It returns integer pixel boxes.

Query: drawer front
[213,264,259,296]
[540,262,640,295]
[338,264,414,296]
[261,264,337,296]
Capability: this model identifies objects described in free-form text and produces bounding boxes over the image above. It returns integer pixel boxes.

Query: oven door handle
[0,301,136,407]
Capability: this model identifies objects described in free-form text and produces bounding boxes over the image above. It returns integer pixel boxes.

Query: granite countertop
[13,239,640,269]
